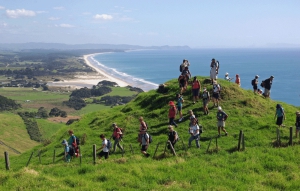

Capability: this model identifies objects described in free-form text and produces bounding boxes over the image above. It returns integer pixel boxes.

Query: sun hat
[169,101,175,106]
[225,72,229,75]
[218,106,222,110]
[255,75,259,78]
[61,139,68,145]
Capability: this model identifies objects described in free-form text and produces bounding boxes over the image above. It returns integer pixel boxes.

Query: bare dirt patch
[47,116,80,124]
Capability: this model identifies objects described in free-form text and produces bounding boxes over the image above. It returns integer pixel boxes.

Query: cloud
[6,9,36,18]
[0,6,5,9]
[93,14,113,20]
[55,24,75,28]
[49,17,60,21]
[0,22,8,28]
[53,7,64,10]
[36,11,47,14]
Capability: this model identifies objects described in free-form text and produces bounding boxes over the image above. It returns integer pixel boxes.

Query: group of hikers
[61,58,299,161]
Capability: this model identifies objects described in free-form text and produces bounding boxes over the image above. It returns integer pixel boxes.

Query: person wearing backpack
[202,87,210,115]
[263,75,274,98]
[138,116,148,143]
[274,104,286,128]
[210,58,219,84]
[61,139,71,162]
[181,67,192,81]
[167,125,178,150]
[67,130,77,155]
[217,106,228,137]
[178,74,187,94]
[212,80,221,107]
[168,101,178,127]
[180,59,190,72]
[111,123,124,154]
[140,131,150,157]
[97,134,109,159]
[188,118,200,148]
[191,76,201,104]
[252,75,259,93]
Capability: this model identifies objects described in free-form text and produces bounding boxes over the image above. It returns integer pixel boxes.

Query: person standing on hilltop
[111,123,124,154]
[235,74,241,87]
[168,101,178,127]
[274,104,285,128]
[178,74,187,94]
[212,80,221,107]
[263,75,274,98]
[224,72,233,81]
[180,59,190,73]
[191,76,201,104]
[181,67,192,81]
[210,58,219,84]
[251,75,259,93]
[202,87,210,115]
[217,106,228,137]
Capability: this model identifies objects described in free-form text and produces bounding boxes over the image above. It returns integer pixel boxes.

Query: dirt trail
[0,140,21,154]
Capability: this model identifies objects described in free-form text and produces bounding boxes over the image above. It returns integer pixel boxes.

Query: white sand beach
[47,54,129,89]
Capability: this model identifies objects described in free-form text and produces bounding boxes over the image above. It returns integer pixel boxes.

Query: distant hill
[0,42,191,51]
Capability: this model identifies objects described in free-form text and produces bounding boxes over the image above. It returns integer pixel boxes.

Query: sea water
[91,49,300,106]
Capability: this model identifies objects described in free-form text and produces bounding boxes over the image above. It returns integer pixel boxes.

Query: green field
[1,77,300,190]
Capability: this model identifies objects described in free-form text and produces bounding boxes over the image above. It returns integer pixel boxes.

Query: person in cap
[97,134,109,159]
[212,80,221,107]
[224,72,233,81]
[168,101,178,127]
[295,111,300,138]
[252,75,259,93]
[263,75,274,98]
[61,139,71,162]
[111,123,124,153]
[210,58,219,84]
[202,87,210,115]
[216,106,228,137]
[188,110,196,134]
[235,74,241,87]
[274,104,286,128]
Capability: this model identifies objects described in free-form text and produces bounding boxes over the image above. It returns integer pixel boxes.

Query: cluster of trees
[70,86,112,98]
[94,95,135,106]
[0,95,21,111]
[49,107,67,117]
[63,97,86,110]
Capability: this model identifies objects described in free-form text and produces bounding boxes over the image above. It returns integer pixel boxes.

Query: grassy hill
[1,77,300,190]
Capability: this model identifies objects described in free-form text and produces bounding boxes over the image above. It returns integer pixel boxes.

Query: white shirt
[102,139,109,152]
[190,124,200,136]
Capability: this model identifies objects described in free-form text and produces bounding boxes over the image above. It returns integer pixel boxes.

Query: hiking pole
[163,141,168,155]
[168,141,176,156]
[206,138,212,153]
[153,142,160,159]
[93,144,96,165]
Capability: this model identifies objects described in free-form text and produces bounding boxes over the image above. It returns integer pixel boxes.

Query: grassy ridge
[1,77,300,190]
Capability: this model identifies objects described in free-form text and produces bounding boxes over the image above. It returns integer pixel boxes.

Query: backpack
[68,146,75,156]
[75,137,80,146]
[251,79,255,86]
[179,64,183,72]
[260,81,265,88]
[213,84,221,92]
[144,133,152,144]
[216,61,219,68]
[202,91,209,99]
[106,139,112,150]
[174,131,179,140]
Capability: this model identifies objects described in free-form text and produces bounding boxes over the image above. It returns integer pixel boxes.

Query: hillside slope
[1,77,300,190]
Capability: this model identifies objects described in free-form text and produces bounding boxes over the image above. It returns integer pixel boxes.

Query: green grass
[1,77,300,190]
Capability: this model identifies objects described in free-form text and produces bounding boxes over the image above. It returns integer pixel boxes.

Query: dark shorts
[98,151,109,159]
[141,145,148,152]
[253,85,258,90]
[203,99,209,106]
[192,88,200,97]
[213,92,219,99]
[177,105,182,111]
[276,116,283,126]
[179,82,185,88]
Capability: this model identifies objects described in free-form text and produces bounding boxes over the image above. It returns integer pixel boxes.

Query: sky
[0,0,299,48]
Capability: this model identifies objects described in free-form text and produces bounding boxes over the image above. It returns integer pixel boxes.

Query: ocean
[89,49,300,106]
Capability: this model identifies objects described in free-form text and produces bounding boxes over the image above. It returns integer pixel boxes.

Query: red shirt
[113,128,121,139]
[192,80,200,89]
[169,106,176,118]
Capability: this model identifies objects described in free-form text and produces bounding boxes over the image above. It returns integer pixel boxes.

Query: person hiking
[181,66,192,81]
[111,123,124,153]
[176,93,184,122]
[252,75,259,93]
[180,59,190,72]
[263,75,274,98]
[188,118,200,148]
[274,104,285,128]
[67,129,78,156]
[167,125,178,150]
[138,116,147,143]
[192,76,201,104]
[235,74,241,87]
[61,139,71,162]
[97,134,109,159]
[168,101,178,127]
[178,74,187,94]
[212,80,221,107]
[188,110,196,129]
[210,58,219,84]
[202,87,210,115]
[295,111,300,138]
[217,106,228,137]
[140,131,150,157]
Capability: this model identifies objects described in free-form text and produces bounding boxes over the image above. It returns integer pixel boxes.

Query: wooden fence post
[153,143,160,158]
[26,152,34,167]
[206,138,212,153]
[242,133,245,151]
[289,127,293,146]
[238,130,243,151]
[53,149,56,164]
[4,152,10,170]
[93,144,96,165]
